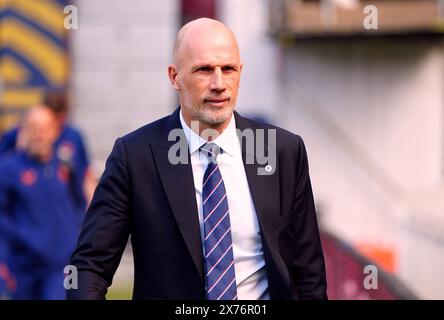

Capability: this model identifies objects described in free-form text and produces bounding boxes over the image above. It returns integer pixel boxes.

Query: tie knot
[200,143,222,163]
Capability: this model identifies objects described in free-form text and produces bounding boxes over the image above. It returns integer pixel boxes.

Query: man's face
[22,106,59,160]
[169,26,243,128]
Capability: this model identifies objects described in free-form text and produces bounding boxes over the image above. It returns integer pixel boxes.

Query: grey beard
[182,92,235,125]
[190,104,233,125]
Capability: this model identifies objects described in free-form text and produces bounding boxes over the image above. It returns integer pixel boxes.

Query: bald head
[172,18,240,67]
[24,104,55,121]
[168,18,243,134]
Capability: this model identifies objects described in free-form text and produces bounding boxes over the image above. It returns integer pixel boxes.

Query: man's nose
[209,68,226,92]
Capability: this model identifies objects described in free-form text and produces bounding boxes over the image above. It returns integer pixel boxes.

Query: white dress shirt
[179,110,270,300]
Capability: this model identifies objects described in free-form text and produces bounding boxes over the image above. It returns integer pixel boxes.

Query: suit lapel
[234,112,281,267]
[151,108,204,281]
[242,155,289,299]
[235,112,294,299]
[242,159,281,248]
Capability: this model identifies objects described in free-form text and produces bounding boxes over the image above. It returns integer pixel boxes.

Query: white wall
[281,40,444,299]
[218,0,280,122]
[68,0,180,297]
[70,0,178,170]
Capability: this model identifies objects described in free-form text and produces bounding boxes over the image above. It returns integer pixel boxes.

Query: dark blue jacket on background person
[0,151,84,299]
[0,124,90,212]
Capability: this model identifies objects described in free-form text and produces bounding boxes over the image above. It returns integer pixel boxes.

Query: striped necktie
[200,143,238,300]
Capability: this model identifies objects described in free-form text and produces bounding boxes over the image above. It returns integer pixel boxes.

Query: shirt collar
[179,108,238,157]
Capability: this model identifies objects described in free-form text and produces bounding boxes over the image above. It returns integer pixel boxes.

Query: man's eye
[198,67,212,72]
[222,66,235,72]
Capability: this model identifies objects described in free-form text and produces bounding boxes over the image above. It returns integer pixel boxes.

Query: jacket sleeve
[290,136,328,300]
[67,138,131,300]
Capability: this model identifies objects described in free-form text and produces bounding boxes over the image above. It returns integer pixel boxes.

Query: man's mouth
[204,97,230,106]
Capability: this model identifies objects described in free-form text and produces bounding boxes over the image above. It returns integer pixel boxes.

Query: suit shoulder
[239,115,305,148]
[118,114,171,147]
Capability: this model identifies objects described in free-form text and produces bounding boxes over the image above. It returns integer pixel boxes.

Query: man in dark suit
[68,18,327,300]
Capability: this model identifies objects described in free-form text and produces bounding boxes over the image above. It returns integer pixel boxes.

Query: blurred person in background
[0,90,96,211]
[0,105,84,299]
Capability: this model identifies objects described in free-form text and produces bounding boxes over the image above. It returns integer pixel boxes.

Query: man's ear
[168,64,180,90]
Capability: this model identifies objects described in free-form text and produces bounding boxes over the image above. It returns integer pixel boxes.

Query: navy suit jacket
[67,107,327,300]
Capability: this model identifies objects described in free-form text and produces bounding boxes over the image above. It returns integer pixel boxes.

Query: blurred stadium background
[1,0,444,299]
